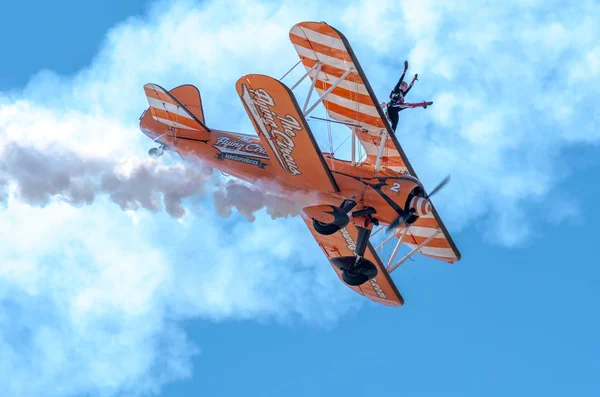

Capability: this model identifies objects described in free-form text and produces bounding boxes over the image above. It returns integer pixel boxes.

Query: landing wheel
[341,268,369,286]
[306,200,357,236]
[312,219,341,235]
[354,258,378,279]
[331,256,378,286]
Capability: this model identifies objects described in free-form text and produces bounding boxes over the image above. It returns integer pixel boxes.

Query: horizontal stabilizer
[143,83,210,132]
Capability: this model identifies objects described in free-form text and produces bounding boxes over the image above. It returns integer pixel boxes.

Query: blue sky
[1,1,599,396]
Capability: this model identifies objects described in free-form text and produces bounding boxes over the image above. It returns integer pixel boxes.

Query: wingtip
[143,82,167,92]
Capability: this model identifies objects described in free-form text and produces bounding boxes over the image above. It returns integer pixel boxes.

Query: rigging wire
[333,134,351,153]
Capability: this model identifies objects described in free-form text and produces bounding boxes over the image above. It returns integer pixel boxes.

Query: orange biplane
[138,21,461,307]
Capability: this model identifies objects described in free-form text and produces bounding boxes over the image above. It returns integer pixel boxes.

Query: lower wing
[300,211,404,307]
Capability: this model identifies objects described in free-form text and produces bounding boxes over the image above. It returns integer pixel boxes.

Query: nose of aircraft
[409,196,432,217]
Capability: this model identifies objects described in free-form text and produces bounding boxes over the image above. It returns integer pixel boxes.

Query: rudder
[169,84,206,124]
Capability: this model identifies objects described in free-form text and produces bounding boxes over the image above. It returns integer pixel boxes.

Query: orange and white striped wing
[289,21,409,174]
[404,196,459,263]
[290,22,461,264]
[395,212,461,263]
[143,83,209,132]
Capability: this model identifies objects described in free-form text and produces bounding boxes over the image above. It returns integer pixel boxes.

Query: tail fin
[168,84,206,124]
[143,83,210,132]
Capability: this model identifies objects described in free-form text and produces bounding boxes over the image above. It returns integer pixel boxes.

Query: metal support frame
[291,61,320,90]
[374,130,388,172]
[280,59,302,81]
[351,127,357,165]
[289,64,358,165]
[309,116,361,128]
[370,226,384,239]
[302,63,323,113]
[303,67,354,116]
[375,232,396,251]
[386,229,442,273]
[386,227,409,268]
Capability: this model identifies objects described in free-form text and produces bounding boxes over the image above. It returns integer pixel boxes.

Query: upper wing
[300,211,404,306]
[235,74,339,193]
[143,83,210,132]
[290,21,461,263]
[289,22,408,173]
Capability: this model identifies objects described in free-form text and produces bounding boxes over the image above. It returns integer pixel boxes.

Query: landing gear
[148,147,163,158]
[312,220,343,236]
[333,206,380,286]
[308,199,357,236]
[148,144,168,159]
[333,256,378,286]
[305,200,380,286]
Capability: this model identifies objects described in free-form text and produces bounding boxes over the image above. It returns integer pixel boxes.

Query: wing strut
[375,232,396,251]
[375,130,389,172]
[303,62,323,113]
[371,225,384,239]
[387,229,442,273]
[303,67,355,116]
[352,125,357,165]
[291,61,321,90]
[280,59,302,81]
[386,227,409,268]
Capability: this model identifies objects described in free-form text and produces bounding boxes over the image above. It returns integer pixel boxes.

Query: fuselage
[140,111,422,226]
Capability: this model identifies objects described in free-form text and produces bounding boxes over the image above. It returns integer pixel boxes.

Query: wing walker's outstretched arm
[404,73,418,96]
[391,60,409,96]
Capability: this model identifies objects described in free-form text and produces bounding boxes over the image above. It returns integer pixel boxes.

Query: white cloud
[0,200,193,396]
[1,0,599,395]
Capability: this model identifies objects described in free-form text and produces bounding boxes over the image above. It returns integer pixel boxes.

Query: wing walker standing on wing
[138,21,461,307]
[384,60,434,132]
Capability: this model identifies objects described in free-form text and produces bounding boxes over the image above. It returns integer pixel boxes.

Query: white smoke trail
[212,178,321,222]
[0,142,211,217]
[0,142,316,221]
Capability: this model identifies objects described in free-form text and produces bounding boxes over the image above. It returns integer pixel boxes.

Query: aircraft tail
[142,83,210,132]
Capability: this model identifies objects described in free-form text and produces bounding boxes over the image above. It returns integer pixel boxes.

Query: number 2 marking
[390,182,400,193]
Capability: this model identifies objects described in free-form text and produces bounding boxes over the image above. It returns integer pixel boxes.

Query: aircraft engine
[387,176,450,231]
[408,195,432,217]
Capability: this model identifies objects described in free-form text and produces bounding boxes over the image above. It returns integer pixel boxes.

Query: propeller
[386,208,415,231]
[386,175,451,232]
[425,175,450,200]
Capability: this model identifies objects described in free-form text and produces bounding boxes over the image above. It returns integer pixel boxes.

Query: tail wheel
[149,147,164,159]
